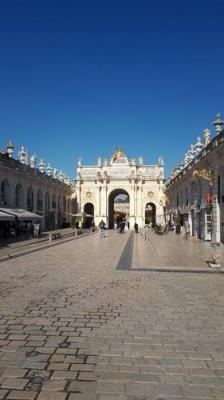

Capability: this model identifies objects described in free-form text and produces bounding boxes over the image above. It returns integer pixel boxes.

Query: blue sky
[0,0,224,178]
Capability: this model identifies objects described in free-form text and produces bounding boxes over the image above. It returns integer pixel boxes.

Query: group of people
[98,219,129,237]
[0,217,41,240]
[97,219,191,240]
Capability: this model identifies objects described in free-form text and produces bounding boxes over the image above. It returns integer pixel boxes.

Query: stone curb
[0,231,95,263]
[123,266,224,273]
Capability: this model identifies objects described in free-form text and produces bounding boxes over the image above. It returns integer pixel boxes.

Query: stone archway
[145,202,156,226]
[108,189,130,229]
[84,202,94,228]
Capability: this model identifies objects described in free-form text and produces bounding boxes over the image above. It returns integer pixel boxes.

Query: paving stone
[47,363,70,371]
[0,390,9,400]
[126,382,156,396]
[1,369,28,378]
[37,393,67,400]
[78,372,97,381]
[41,379,66,391]
[68,395,97,400]
[51,370,78,379]
[68,381,96,393]
[21,361,47,370]
[70,364,94,371]
[1,232,224,399]
[1,378,29,390]
[96,381,126,394]
[98,396,127,400]
[6,390,37,399]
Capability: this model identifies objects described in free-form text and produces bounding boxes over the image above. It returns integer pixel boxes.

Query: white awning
[180,210,189,215]
[0,208,43,221]
[0,211,14,221]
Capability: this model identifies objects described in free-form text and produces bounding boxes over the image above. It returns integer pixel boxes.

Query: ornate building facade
[0,143,74,230]
[165,114,224,244]
[75,148,165,229]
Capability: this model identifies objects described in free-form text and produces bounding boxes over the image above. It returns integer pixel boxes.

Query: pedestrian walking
[98,220,106,238]
[119,220,125,233]
[134,222,138,233]
[184,220,190,240]
[33,221,40,238]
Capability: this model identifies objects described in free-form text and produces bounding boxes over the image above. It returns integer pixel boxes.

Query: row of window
[0,180,67,212]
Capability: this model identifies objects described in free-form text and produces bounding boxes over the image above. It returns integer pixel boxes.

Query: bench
[49,232,62,241]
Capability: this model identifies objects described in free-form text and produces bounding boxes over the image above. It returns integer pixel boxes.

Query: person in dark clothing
[119,221,125,233]
[98,220,107,238]
[134,222,139,233]
[15,216,20,238]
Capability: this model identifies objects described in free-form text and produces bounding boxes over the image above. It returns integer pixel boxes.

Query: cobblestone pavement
[0,229,92,260]
[0,231,224,399]
[131,230,224,270]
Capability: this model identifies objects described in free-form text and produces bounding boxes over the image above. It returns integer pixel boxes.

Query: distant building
[165,113,224,244]
[75,148,165,229]
[0,143,75,230]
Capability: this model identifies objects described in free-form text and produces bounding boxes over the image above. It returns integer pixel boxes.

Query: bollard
[49,233,52,242]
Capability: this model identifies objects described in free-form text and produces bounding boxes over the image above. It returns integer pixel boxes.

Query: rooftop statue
[112,147,125,161]
[18,146,28,165]
[39,159,46,173]
[30,154,36,168]
[203,128,211,146]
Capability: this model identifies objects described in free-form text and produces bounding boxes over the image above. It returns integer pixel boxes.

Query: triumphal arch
[75,148,165,229]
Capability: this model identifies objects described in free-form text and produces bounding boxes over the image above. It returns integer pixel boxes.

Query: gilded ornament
[112,147,125,161]
[192,169,214,186]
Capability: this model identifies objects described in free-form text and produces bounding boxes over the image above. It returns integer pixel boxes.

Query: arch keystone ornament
[75,149,165,229]
[147,191,154,199]
[86,191,92,199]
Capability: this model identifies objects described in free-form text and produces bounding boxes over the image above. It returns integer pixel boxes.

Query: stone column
[101,182,107,223]
[136,183,143,227]
[95,184,101,227]
[76,181,81,212]
[129,183,135,229]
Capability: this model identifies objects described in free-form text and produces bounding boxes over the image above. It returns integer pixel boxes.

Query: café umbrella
[66,212,93,218]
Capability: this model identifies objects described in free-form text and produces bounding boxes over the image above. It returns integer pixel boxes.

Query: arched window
[37,190,43,211]
[15,184,23,208]
[1,180,10,206]
[52,193,56,209]
[27,187,34,211]
[45,192,50,212]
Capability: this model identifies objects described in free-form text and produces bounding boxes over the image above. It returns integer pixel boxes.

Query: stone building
[75,148,165,229]
[0,143,74,230]
[165,113,224,244]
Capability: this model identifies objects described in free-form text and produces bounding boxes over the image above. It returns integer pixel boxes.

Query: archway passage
[84,202,94,228]
[108,189,130,229]
[145,202,156,226]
